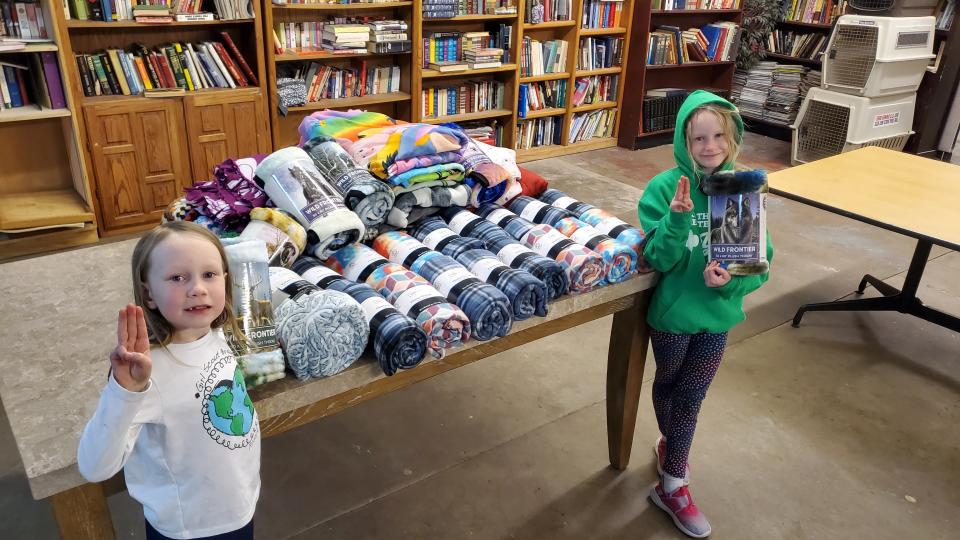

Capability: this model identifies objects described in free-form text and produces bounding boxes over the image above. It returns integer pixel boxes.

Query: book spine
[220,31,258,85]
[76,54,95,97]
[212,41,247,86]
[90,54,112,95]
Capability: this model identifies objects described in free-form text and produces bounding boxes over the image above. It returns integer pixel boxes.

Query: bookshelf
[49,0,271,237]
[0,0,98,261]
[618,2,743,150]
[263,1,416,148]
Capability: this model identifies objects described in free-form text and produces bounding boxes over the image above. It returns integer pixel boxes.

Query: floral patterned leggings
[650,329,728,479]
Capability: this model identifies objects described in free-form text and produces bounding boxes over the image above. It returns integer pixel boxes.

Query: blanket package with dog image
[703,169,769,276]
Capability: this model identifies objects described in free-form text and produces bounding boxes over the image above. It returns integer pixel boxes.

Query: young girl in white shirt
[78,221,260,540]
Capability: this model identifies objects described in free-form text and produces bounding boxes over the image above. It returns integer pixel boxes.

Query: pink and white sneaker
[654,436,690,484]
[649,482,712,538]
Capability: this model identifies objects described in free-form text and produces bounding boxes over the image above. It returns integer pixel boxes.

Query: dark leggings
[650,329,728,479]
[146,519,253,540]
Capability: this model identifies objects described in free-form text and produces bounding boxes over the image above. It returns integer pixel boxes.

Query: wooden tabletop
[768,147,960,251]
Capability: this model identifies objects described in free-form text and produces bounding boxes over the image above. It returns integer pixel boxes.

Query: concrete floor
[2,133,959,539]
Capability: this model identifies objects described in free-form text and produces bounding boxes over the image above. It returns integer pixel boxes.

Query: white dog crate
[791,87,916,165]
[822,15,936,97]
[845,0,940,17]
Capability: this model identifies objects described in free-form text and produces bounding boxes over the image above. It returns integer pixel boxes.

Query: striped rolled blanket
[324,243,470,357]
[302,136,395,230]
[373,231,513,341]
[552,217,637,283]
[254,147,365,260]
[387,183,471,228]
[292,257,428,376]
[439,207,569,300]
[268,267,369,379]
[507,195,576,227]
[410,217,548,320]
[539,188,651,272]
[477,204,607,293]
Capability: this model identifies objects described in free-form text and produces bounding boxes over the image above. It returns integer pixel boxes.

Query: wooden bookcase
[0,0,98,261]
[617,4,743,149]
[51,4,271,237]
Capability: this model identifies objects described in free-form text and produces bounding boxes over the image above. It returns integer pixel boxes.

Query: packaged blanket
[254,147,365,260]
[292,257,428,376]
[373,231,513,341]
[238,208,307,268]
[268,267,369,379]
[324,243,471,357]
[702,169,770,276]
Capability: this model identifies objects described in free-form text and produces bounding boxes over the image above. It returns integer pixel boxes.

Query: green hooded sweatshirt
[637,90,774,334]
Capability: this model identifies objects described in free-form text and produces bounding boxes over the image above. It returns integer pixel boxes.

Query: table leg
[49,482,115,540]
[606,289,652,470]
[791,239,960,332]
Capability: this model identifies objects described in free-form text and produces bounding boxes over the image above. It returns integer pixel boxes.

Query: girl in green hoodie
[638,90,774,538]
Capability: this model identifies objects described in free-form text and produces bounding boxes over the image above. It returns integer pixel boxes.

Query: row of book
[517,79,566,117]
[653,0,740,9]
[569,108,614,143]
[647,23,740,65]
[421,79,504,118]
[422,0,516,18]
[65,0,253,21]
[571,74,617,106]
[781,0,845,26]
[516,116,562,149]
[76,34,257,97]
[274,20,409,53]
[520,37,567,77]
[766,30,827,61]
[935,0,955,30]
[422,28,511,69]
[577,36,622,71]
[642,88,689,132]
[1,1,49,41]
[272,0,408,4]
[0,52,66,110]
[524,0,571,24]
[581,0,622,30]
[292,62,400,102]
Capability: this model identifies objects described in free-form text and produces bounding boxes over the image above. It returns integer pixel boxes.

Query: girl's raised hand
[704,260,732,288]
[670,175,694,213]
[110,304,152,392]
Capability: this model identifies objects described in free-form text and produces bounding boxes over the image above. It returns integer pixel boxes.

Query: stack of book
[459,121,502,146]
[520,37,567,76]
[516,116,562,149]
[641,87,688,132]
[322,23,369,52]
[569,109,615,143]
[421,79,504,118]
[764,63,806,126]
[422,0,457,18]
[76,34,258,97]
[518,79,566,117]
[581,0,622,30]
[578,36,622,70]
[368,19,410,54]
[571,74,617,106]
[1,1,50,42]
[132,4,172,23]
[0,53,66,111]
[464,47,503,69]
[733,61,775,120]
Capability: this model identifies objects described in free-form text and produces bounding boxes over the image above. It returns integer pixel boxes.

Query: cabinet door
[84,100,191,232]
[184,89,269,182]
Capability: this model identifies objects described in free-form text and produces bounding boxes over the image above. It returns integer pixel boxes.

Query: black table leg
[792,240,960,332]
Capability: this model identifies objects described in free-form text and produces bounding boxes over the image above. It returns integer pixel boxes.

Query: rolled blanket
[477,204,607,293]
[388,163,466,189]
[410,217,548,320]
[440,207,568,300]
[302,136,395,230]
[387,183,471,228]
[553,217,637,283]
[268,267,369,379]
[324,243,470,357]
[238,208,307,268]
[507,196,576,227]
[540,188,651,272]
[222,240,286,386]
[292,257,428,376]
[298,109,402,147]
[254,147,365,260]
[457,133,513,187]
[373,231,513,341]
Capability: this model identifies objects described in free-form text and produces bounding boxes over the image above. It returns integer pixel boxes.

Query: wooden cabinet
[84,99,191,231]
[184,89,269,183]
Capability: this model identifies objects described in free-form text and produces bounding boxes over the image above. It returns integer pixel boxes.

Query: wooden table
[0,238,656,539]
[768,146,960,331]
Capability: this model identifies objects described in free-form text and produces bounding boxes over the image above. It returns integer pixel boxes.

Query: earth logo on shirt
[199,349,259,450]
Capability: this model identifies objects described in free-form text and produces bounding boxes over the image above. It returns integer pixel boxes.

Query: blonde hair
[684,103,742,179]
[131,221,242,346]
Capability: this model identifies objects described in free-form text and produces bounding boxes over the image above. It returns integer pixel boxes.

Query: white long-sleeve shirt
[78,330,261,539]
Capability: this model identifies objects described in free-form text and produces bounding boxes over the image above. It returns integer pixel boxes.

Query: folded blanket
[373,231,513,341]
[388,151,464,178]
[302,136,395,230]
[507,196,576,227]
[440,207,569,300]
[410,217,548,320]
[324,243,470,357]
[238,208,307,268]
[254,147,365,260]
[477,204,607,293]
[540,188,652,273]
[553,217,637,283]
[364,124,470,180]
[298,109,402,147]
[388,163,466,189]
[292,257,428,376]
[387,183,471,228]
[269,267,369,379]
